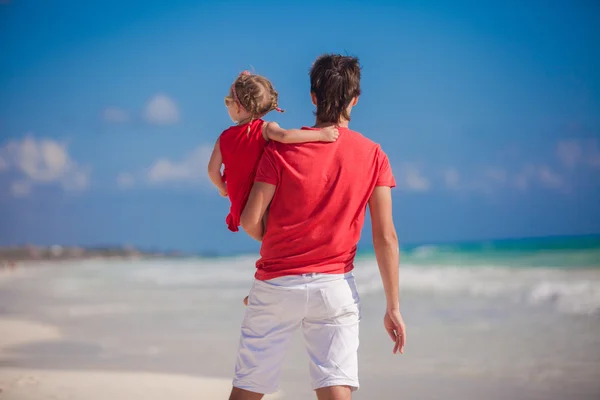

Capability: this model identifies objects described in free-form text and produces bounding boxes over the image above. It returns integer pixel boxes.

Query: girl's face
[224,95,250,124]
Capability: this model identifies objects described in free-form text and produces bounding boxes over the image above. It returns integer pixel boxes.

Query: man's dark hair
[309,54,362,123]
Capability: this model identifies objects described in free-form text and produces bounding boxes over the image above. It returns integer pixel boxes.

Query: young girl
[207,70,338,233]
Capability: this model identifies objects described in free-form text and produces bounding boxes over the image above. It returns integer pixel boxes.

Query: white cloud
[587,139,600,168]
[102,107,130,124]
[397,164,430,192]
[116,172,135,189]
[514,172,529,191]
[514,165,536,191]
[0,155,7,171]
[461,167,508,195]
[440,164,565,195]
[115,145,212,189]
[443,168,460,189]
[62,168,90,191]
[513,164,563,191]
[146,145,212,185]
[10,181,31,197]
[556,140,582,169]
[537,165,563,189]
[555,139,600,169]
[18,139,67,182]
[484,167,507,184]
[144,94,180,125]
[0,135,90,196]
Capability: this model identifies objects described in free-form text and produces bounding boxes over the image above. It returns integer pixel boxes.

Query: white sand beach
[0,317,281,399]
[0,318,62,358]
[0,368,282,400]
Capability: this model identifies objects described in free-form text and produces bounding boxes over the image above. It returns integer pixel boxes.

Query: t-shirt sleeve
[255,144,279,185]
[375,146,396,188]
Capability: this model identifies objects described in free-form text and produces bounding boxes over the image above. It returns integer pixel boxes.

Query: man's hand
[319,126,339,142]
[384,308,406,354]
[219,187,228,197]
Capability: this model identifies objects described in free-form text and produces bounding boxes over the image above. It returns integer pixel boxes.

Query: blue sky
[1,0,599,254]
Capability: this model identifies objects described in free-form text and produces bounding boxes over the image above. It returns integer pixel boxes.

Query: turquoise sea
[391,234,600,268]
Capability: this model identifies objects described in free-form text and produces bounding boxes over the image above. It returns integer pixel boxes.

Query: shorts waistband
[263,272,354,287]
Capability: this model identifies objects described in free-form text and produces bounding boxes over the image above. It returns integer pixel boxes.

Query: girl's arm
[262,121,338,144]
[207,137,228,197]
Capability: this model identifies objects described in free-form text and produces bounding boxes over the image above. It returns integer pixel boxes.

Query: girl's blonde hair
[228,71,284,132]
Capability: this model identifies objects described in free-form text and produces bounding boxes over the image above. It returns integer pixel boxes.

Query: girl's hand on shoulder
[219,188,228,197]
[320,126,339,142]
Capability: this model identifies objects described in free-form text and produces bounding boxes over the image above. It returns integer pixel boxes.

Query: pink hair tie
[274,107,285,113]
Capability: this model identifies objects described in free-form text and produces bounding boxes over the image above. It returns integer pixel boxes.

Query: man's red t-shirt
[254,127,396,281]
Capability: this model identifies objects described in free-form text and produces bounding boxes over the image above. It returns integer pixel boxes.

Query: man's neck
[314,119,349,128]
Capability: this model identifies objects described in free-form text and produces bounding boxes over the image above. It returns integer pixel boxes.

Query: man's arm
[240,182,276,241]
[368,186,405,354]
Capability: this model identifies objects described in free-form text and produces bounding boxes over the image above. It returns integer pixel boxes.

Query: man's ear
[352,96,359,106]
[311,92,317,106]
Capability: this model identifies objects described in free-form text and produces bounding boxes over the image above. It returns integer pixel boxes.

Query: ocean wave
[125,256,258,288]
[409,245,440,259]
[30,256,600,316]
[528,281,600,315]
[353,260,600,316]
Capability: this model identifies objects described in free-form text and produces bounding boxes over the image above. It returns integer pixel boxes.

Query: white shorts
[232,272,361,394]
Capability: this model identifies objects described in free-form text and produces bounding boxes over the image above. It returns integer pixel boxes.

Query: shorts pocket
[247,279,286,312]
[318,278,360,320]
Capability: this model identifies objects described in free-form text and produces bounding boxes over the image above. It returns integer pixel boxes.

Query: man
[231,54,406,400]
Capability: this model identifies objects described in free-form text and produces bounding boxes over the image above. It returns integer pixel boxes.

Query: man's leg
[303,275,361,398]
[315,385,353,400]
[229,387,264,400]
[231,279,303,396]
